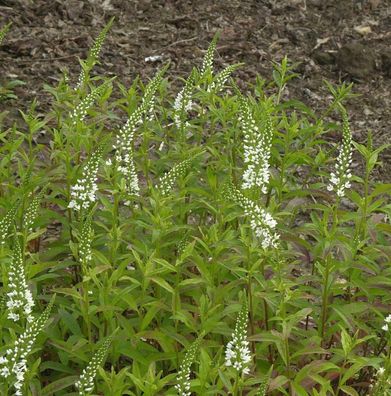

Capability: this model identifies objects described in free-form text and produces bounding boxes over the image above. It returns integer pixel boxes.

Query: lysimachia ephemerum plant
[0,202,18,246]
[5,238,34,323]
[79,212,93,275]
[70,81,112,126]
[75,17,115,90]
[175,338,200,396]
[23,186,46,233]
[369,316,391,396]
[0,295,55,395]
[112,66,167,195]
[75,335,113,395]
[208,64,243,94]
[157,157,196,197]
[68,145,103,212]
[224,182,279,249]
[327,106,353,198]
[199,32,219,79]
[173,70,195,130]
[225,298,251,396]
[0,25,390,395]
[238,93,274,194]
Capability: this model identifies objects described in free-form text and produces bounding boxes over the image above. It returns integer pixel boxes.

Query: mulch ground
[1,0,390,180]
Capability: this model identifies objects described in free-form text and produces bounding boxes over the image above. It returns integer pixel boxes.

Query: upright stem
[320,255,330,342]
[285,333,292,391]
[247,247,255,354]
[320,201,339,343]
[110,192,120,265]
[247,273,255,355]
[81,283,92,342]
[232,372,240,396]
[261,258,273,363]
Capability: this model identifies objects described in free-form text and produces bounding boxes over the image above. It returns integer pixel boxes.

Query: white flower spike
[175,339,200,396]
[225,299,251,376]
[225,183,279,250]
[327,108,353,198]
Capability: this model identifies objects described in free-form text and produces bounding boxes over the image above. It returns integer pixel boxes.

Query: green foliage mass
[0,20,390,396]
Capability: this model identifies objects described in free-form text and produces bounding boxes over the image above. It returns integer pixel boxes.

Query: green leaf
[41,375,80,395]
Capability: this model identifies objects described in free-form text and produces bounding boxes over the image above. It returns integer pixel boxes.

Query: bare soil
[1,0,390,179]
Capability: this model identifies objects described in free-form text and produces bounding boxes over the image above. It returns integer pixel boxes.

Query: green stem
[261,258,273,363]
[247,264,255,355]
[232,372,240,396]
[335,358,347,396]
[320,256,330,342]
[81,282,92,342]
[110,192,120,265]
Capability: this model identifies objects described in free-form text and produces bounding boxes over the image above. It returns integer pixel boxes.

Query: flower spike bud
[24,187,46,233]
[113,66,167,195]
[173,70,195,129]
[200,32,219,78]
[224,183,279,250]
[256,369,272,396]
[225,299,251,376]
[381,314,391,332]
[75,335,113,395]
[157,158,192,197]
[175,338,200,396]
[0,295,55,395]
[70,81,112,125]
[69,146,103,212]
[142,63,169,110]
[327,107,353,198]
[6,238,34,323]
[75,17,115,89]
[237,93,274,194]
[79,212,93,275]
[207,63,243,93]
[0,202,18,246]
[89,17,115,63]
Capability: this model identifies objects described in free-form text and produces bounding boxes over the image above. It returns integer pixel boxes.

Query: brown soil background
[0,0,390,180]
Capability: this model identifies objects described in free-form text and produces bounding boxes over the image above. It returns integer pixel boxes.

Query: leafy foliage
[0,23,390,396]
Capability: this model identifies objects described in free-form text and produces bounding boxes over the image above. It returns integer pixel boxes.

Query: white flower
[175,340,199,396]
[173,72,194,129]
[113,68,165,195]
[239,97,274,194]
[0,203,18,246]
[200,33,218,78]
[377,367,385,376]
[24,189,45,232]
[382,324,388,331]
[69,148,102,212]
[75,18,114,89]
[157,158,192,196]
[385,314,391,323]
[327,109,353,198]
[207,64,241,93]
[75,336,112,396]
[0,297,54,394]
[79,215,93,274]
[6,240,34,323]
[70,83,106,124]
[225,300,251,376]
[226,184,279,250]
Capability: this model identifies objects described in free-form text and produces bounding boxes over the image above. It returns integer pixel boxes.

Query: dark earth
[0,0,390,179]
